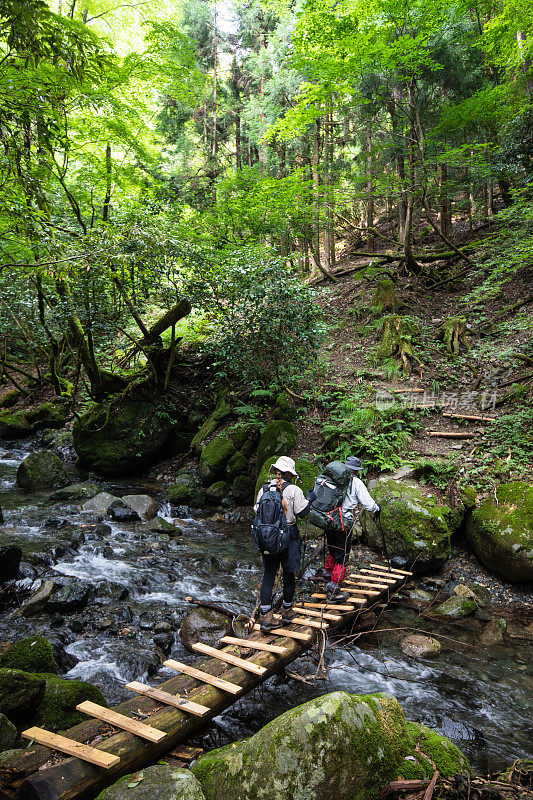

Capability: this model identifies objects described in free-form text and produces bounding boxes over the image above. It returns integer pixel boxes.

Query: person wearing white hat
[254,456,310,632]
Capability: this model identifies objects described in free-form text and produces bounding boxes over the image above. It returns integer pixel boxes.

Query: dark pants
[260,525,301,609]
[326,526,353,568]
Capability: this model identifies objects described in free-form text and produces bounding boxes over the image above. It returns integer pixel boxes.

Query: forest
[0,0,532,799]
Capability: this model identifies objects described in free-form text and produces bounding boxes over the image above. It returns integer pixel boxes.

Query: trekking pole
[296,518,309,581]
[376,513,390,570]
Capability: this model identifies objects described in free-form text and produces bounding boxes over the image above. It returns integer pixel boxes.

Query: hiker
[317,456,380,601]
[253,456,310,632]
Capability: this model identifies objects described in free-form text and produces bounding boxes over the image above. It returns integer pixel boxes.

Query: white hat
[270,456,299,477]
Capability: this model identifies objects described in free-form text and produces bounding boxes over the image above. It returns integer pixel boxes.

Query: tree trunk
[365,117,374,253]
[235,111,242,170]
[102,144,111,222]
[439,163,451,237]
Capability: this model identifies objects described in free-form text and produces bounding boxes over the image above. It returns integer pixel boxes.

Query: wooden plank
[368,564,412,576]
[349,573,398,585]
[347,579,393,589]
[252,623,312,641]
[312,592,366,605]
[292,616,329,629]
[169,746,204,762]
[76,701,165,743]
[302,602,353,611]
[343,583,380,595]
[125,682,210,716]
[21,727,119,769]
[293,606,341,621]
[220,636,287,654]
[191,642,266,675]
[343,585,388,595]
[163,660,243,695]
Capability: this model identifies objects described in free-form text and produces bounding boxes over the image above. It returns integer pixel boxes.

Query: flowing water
[1,442,531,772]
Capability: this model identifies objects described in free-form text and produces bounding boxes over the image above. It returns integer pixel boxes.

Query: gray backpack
[309,461,352,532]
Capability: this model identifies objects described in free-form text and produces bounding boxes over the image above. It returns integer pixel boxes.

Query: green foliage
[322,390,423,472]
[486,406,533,472]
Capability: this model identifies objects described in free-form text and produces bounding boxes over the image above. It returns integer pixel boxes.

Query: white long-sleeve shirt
[341,476,379,516]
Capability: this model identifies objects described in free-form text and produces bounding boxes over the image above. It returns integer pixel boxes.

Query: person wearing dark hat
[323,455,380,601]
[254,456,310,632]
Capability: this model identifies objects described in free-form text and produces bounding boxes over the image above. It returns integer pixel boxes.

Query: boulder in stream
[0,546,22,583]
[16,450,70,491]
[32,673,107,731]
[108,501,140,522]
[198,436,236,485]
[13,580,57,617]
[0,669,46,720]
[0,412,32,439]
[122,494,159,519]
[26,402,67,429]
[167,469,206,508]
[49,482,101,502]
[433,596,478,618]
[192,691,470,800]
[205,481,231,505]
[82,492,119,515]
[361,478,454,572]
[0,636,57,674]
[47,581,93,613]
[465,481,533,581]
[400,634,441,658]
[73,397,178,476]
[96,764,206,800]
[180,607,232,652]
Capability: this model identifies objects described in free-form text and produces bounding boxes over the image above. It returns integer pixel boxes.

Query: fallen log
[442,413,495,422]
[380,778,431,799]
[427,431,474,439]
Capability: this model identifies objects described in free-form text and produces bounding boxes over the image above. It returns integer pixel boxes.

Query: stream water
[1,442,531,773]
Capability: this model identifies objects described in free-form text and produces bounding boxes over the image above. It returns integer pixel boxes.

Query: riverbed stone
[479,618,507,646]
[73,397,178,476]
[180,608,232,652]
[205,481,231,504]
[361,478,453,572]
[16,450,70,491]
[108,501,140,522]
[82,492,119,515]
[198,436,236,485]
[232,474,255,504]
[255,419,298,472]
[465,481,533,581]
[0,389,21,408]
[49,482,101,502]
[192,691,470,800]
[147,517,179,534]
[122,494,159,519]
[47,581,93,613]
[0,412,32,439]
[32,673,107,731]
[398,722,471,780]
[96,764,206,800]
[13,580,57,617]
[0,713,17,751]
[433,596,478,618]
[0,636,57,674]
[0,546,22,583]
[26,403,67,429]
[167,469,206,508]
[0,669,46,720]
[408,589,433,603]
[400,634,441,658]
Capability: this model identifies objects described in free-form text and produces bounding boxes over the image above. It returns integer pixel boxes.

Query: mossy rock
[73,398,178,477]
[49,482,101,502]
[16,450,70,491]
[361,478,452,572]
[398,723,471,780]
[0,669,46,721]
[228,424,260,458]
[198,436,235,485]
[0,636,57,674]
[461,486,477,512]
[192,691,469,800]
[26,403,68,429]
[0,389,22,409]
[96,765,205,800]
[0,412,32,440]
[205,481,231,504]
[166,469,206,508]
[273,391,298,421]
[433,596,478,618]
[33,673,106,732]
[191,396,231,452]
[0,712,17,751]
[180,608,232,652]
[232,475,255,505]
[465,481,533,581]
[226,451,248,480]
[255,420,297,473]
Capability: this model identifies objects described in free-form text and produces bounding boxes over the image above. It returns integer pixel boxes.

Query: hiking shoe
[259,610,277,633]
[314,567,332,580]
[326,581,350,603]
[281,606,296,624]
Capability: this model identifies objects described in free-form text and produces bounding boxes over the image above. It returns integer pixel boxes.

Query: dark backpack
[311,460,352,512]
[252,483,290,557]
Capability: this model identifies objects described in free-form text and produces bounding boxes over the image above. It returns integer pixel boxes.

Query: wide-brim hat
[345,456,362,470]
[270,456,299,477]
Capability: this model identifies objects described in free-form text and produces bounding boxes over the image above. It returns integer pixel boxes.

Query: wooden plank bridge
[0,562,412,800]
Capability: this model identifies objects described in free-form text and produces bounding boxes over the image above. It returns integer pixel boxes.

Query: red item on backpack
[324,553,335,573]
[331,563,346,584]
